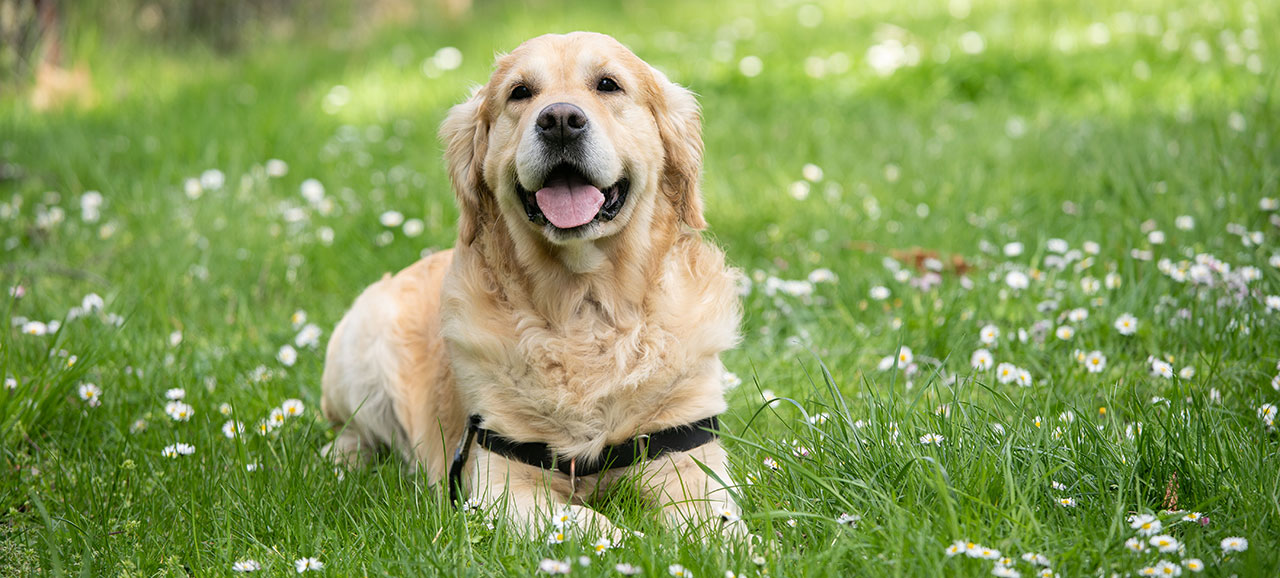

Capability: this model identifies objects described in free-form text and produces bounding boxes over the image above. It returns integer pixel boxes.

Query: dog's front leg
[643,441,746,538]
[468,449,622,541]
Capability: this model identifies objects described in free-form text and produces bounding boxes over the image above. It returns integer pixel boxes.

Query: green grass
[3,0,1279,575]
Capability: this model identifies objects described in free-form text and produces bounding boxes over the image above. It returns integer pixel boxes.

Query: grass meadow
[3,0,1279,575]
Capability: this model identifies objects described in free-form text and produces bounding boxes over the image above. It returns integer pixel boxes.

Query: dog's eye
[509,85,532,101]
[596,77,621,93]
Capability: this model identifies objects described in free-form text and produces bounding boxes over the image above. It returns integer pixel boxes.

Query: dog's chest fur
[441,240,740,460]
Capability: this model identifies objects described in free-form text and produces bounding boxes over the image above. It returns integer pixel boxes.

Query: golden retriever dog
[321,31,743,538]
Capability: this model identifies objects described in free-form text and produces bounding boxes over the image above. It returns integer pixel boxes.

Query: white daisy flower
[1175,215,1195,230]
[992,565,1020,578]
[807,268,836,284]
[165,388,186,400]
[616,563,643,575]
[919,433,944,446]
[277,345,298,367]
[896,346,914,366]
[200,169,225,191]
[295,323,323,349]
[22,321,49,336]
[1153,560,1181,576]
[81,293,105,311]
[546,530,567,545]
[1151,359,1174,379]
[971,546,1002,561]
[232,559,262,572]
[1220,536,1248,552]
[1149,534,1180,553]
[551,507,577,529]
[869,286,890,301]
[222,420,245,439]
[1003,242,1024,256]
[1124,537,1148,553]
[269,408,286,428]
[165,401,194,421]
[835,513,861,526]
[379,210,405,228]
[1114,313,1138,335]
[592,537,613,555]
[1005,271,1029,290]
[1055,326,1074,340]
[1057,497,1076,507]
[162,443,195,458]
[669,563,694,577]
[265,159,289,177]
[1015,369,1033,387]
[220,403,233,416]
[979,324,1000,345]
[971,349,994,371]
[281,399,305,418]
[1130,514,1162,536]
[996,363,1018,384]
[1080,277,1100,294]
[1085,351,1107,373]
[294,557,324,573]
[78,383,102,407]
[1259,403,1277,427]
[1067,308,1088,322]
[945,541,967,556]
[1182,558,1204,572]
[1178,366,1195,379]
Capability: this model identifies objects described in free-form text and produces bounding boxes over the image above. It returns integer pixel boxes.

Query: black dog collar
[448,414,720,502]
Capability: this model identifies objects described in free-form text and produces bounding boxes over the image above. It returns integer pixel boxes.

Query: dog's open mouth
[517,164,630,231]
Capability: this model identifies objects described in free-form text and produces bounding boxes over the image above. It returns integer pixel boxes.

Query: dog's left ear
[651,72,707,230]
[439,87,492,246]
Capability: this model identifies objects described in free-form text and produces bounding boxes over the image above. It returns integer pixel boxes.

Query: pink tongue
[535,174,605,229]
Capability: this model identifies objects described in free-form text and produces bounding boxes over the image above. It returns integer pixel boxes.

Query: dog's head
[441,32,705,254]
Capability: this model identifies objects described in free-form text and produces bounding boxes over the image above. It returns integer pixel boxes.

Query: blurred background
[1,0,1276,397]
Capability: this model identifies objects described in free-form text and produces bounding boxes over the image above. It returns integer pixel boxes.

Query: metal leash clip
[568,457,578,497]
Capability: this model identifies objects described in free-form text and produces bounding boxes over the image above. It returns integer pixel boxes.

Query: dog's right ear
[440,88,491,246]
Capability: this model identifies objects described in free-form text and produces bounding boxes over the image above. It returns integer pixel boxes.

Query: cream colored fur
[321,32,743,538]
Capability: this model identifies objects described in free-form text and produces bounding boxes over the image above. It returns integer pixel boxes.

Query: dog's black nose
[536,103,588,145]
